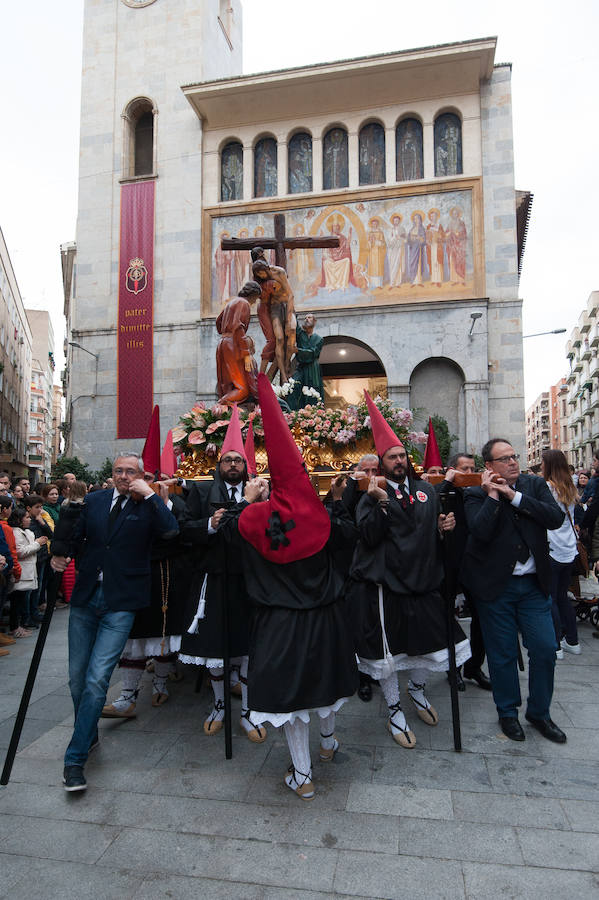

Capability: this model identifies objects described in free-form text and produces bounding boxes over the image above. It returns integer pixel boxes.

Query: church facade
[64,0,527,467]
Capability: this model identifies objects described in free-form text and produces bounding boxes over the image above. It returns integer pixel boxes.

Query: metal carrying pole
[1,572,60,785]
[439,489,462,753]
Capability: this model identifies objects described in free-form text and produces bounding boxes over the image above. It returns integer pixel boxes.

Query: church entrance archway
[409,357,465,454]
[320,336,386,408]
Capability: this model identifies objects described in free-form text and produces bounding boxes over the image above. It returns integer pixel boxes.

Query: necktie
[108,495,125,532]
[229,486,237,503]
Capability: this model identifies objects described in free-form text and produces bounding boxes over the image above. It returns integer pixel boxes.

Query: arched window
[221,141,243,201]
[123,97,156,179]
[254,137,277,198]
[288,132,312,194]
[396,118,423,181]
[359,122,385,185]
[434,113,462,177]
[323,127,348,190]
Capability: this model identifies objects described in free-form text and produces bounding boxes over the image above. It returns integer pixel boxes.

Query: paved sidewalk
[1,589,599,900]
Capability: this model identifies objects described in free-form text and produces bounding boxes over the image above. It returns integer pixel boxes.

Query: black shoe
[464,668,492,691]
[447,670,466,692]
[63,765,87,792]
[499,717,525,741]
[525,714,567,744]
[358,679,373,702]
[23,620,39,630]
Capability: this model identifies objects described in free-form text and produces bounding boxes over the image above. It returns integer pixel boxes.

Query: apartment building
[566,292,599,468]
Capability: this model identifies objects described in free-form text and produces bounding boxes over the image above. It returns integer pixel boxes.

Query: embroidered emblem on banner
[416,490,428,503]
[125,257,148,295]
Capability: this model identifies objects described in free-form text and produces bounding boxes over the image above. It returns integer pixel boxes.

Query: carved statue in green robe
[288,314,324,410]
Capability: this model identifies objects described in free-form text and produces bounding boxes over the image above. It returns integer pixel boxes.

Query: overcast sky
[1,0,597,405]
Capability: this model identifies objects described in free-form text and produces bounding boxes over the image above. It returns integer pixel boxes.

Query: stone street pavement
[1,591,599,900]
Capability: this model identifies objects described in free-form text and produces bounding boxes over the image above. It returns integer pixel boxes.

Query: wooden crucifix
[221,212,339,268]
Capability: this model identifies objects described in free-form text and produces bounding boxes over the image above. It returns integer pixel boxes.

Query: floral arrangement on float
[172,387,427,478]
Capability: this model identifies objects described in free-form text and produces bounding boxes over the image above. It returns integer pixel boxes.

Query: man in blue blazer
[51,452,178,791]
[460,439,566,744]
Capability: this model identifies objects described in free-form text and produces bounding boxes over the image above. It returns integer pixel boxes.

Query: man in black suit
[461,438,566,743]
[51,453,179,791]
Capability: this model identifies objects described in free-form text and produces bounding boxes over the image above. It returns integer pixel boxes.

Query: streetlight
[69,341,99,397]
[522,329,567,338]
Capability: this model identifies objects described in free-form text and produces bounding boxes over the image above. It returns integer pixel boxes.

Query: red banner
[117,181,155,438]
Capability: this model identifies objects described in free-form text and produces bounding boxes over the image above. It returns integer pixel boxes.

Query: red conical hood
[244,420,257,477]
[220,404,246,461]
[423,417,443,469]
[363,391,404,459]
[239,374,330,563]
[160,429,177,477]
[141,405,161,474]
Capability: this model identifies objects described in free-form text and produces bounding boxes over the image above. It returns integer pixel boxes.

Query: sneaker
[63,765,87,792]
[560,638,582,655]
[555,648,564,660]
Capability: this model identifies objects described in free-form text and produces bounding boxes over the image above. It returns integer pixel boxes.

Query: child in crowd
[24,494,53,617]
[7,506,47,636]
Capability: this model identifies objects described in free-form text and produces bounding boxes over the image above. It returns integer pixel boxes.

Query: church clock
[121,0,157,7]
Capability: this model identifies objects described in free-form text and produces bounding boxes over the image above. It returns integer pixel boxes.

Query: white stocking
[207,666,225,721]
[283,718,312,785]
[379,671,408,733]
[408,668,430,709]
[318,710,336,750]
[152,658,170,696]
[113,664,144,710]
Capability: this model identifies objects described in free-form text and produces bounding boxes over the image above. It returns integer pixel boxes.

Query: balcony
[573,358,583,373]
[582,344,592,361]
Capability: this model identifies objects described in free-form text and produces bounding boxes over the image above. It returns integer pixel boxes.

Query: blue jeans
[475,575,556,720]
[65,585,135,767]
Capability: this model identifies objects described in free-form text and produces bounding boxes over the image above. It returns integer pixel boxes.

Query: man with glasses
[51,453,178,791]
[461,439,567,743]
[177,411,268,744]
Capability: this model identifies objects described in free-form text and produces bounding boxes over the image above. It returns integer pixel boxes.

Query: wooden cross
[221,212,339,269]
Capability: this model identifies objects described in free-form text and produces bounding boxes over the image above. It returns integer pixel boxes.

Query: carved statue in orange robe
[216,282,260,405]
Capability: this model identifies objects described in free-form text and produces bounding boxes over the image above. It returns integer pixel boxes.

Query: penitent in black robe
[227,503,359,714]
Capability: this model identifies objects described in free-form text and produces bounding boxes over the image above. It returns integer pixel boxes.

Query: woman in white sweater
[7,507,47,637]
[541,450,581,657]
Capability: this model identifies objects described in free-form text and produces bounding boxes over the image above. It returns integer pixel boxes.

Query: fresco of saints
[387,213,406,287]
[366,217,387,289]
[406,212,430,286]
[319,214,356,292]
[214,232,233,304]
[426,208,447,287]
[446,207,467,285]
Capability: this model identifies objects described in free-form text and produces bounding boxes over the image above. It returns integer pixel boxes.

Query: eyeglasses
[114,468,140,476]
[491,454,520,464]
[221,457,243,465]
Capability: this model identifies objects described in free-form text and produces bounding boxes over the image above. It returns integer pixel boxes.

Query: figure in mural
[397,120,423,181]
[288,134,312,194]
[214,232,233,305]
[215,281,261,405]
[446,206,467,285]
[234,228,252,295]
[288,223,313,286]
[323,129,349,190]
[253,226,275,264]
[406,212,430,286]
[288,313,324,410]
[366,217,387,289]
[426,208,447,287]
[387,213,406,287]
[319,214,356,292]
[252,259,297,383]
[221,143,243,202]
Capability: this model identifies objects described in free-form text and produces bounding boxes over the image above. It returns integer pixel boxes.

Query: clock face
[122,0,157,7]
